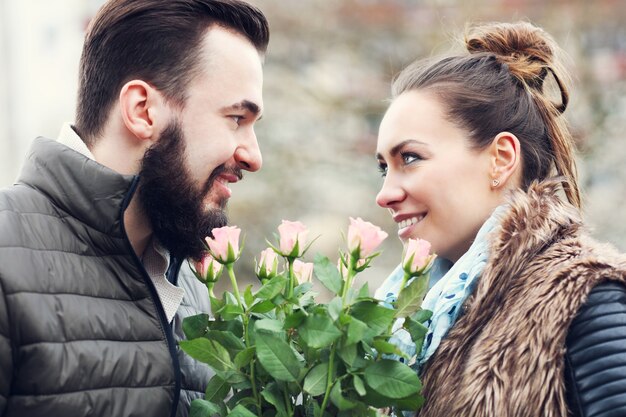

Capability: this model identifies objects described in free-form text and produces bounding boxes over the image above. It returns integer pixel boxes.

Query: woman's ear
[489,132,521,189]
[118,80,165,144]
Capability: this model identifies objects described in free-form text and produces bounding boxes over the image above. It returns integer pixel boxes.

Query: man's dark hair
[75,0,269,146]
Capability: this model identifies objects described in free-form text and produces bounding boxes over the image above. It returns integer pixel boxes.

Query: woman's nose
[376,176,406,208]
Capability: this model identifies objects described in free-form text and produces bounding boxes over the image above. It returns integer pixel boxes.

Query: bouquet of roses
[180,218,436,417]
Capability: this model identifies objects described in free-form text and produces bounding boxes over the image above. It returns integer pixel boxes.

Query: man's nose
[235,131,262,172]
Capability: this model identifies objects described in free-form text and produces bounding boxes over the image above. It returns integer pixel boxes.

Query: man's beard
[137,119,229,261]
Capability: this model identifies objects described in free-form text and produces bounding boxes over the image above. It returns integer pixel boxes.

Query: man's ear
[489,132,522,189]
[118,80,165,143]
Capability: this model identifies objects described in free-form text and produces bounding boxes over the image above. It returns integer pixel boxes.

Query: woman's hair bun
[466,22,557,84]
[465,21,569,112]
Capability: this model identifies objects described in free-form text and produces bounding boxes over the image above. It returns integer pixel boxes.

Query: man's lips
[212,173,239,198]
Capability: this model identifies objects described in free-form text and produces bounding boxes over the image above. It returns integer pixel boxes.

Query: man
[0,1,269,416]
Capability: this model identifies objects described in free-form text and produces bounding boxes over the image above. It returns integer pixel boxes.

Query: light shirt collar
[57,123,96,160]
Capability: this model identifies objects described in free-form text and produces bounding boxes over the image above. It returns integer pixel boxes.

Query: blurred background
[1,0,625,295]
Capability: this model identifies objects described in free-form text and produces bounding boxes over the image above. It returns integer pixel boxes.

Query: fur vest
[418,180,626,417]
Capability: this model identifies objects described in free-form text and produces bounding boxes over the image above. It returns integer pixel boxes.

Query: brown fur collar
[417,179,626,417]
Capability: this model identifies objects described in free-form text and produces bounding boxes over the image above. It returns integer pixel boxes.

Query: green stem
[340,255,357,302]
[319,343,337,415]
[398,271,412,297]
[283,385,294,416]
[250,357,261,414]
[226,264,243,309]
[287,258,295,299]
[386,271,412,336]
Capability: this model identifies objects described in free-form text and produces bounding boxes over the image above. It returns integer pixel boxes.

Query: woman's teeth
[398,215,425,229]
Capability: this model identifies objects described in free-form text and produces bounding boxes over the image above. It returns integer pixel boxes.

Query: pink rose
[205,226,241,264]
[347,217,388,259]
[194,253,223,283]
[257,248,279,280]
[402,238,435,275]
[292,260,314,285]
[278,220,309,257]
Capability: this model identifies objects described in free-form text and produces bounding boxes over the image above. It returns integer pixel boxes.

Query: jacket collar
[17,137,138,238]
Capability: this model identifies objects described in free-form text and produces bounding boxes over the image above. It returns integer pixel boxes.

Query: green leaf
[233,347,255,369]
[227,404,257,417]
[294,282,314,298]
[179,339,233,372]
[209,319,244,338]
[372,338,403,356]
[364,359,421,399]
[243,284,254,308]
[299,315,342,349]
[412,309,433,324]
[250,299,275,314]
[350,301,395,337]
[337,343,357,368]
[210,295,224,319]
[303,362,328,396]
[255,275,287,300]
[189,398,221,417]
[395,392,426,411]
[255,318,285,336]
[219,303,244,321]
[404,317,429,354]
[352,374,366,396]
[284,310,306,330]
[207,330,245,354]
[346,317,369,346]
[358,384,395,408]
[255,331,302,381]
[313,253,342,294]
[304,400,322,417]
[204,374,231,404]
[330,381,357,411]
[327,296,343,321]
[395,275,429,318]
[223,369,249,386]
[182,314,210,340]
[261,382,288,417]
[357,282,370,300]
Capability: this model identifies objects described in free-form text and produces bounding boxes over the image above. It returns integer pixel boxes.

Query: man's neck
[123,195,153,258]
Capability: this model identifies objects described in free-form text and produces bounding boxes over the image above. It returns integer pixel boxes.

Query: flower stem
[319,343,337,415]
[287,258,295,299]
[340,255,357,302]
[226,263,243,309]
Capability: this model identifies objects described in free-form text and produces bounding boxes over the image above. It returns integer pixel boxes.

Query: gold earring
[492,179,500,187]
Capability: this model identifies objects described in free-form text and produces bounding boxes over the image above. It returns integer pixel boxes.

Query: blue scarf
[375,206,505,371]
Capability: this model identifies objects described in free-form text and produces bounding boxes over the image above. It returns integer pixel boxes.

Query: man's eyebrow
[222,100,262,118]
[376,139,427,160]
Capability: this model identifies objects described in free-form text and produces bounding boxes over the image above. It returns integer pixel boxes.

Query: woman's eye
[401,152,421,165]
[377,163,388,177]
[230,115,243,125]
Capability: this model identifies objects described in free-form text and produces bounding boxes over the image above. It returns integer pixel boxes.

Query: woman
[375,22,626,417]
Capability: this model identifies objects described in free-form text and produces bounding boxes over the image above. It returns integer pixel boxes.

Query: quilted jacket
[0,138,212,417]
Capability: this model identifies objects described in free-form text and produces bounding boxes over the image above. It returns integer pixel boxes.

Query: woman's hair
[392,22,580,208]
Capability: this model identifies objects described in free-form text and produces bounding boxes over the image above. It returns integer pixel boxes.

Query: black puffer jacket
[0,138,212,417]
